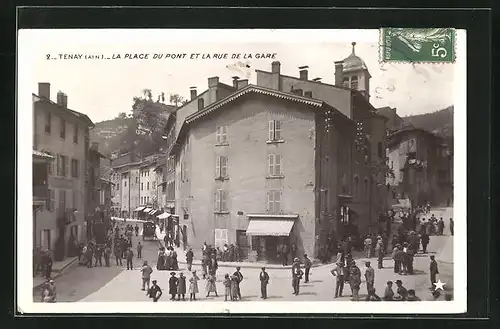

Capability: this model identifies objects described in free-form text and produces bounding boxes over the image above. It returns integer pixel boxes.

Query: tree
[169,93,186,107]
[117,112,127,120]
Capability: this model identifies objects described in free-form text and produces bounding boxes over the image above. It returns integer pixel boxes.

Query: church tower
[341,42,371,101]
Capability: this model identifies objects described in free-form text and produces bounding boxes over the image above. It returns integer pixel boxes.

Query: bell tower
[341,42,371,101]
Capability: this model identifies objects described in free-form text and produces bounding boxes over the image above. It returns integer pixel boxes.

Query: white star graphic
[433,279,446,291]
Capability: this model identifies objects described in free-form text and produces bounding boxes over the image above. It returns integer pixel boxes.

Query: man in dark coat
[291,258,303,295]
[233,267,244,300]
[44,252,53,279]
[281,244,289,266]
[449,218,454,236]
[437,218,445,235]
[126,247,134,270]
[114,244,122,266]
[364,261,375,293]
[259,267,269,299]
[303,254,312,283]
[348,261,362,301]
[420,232,430,253]
[186,248,194,272]
[429,255,439,288]
[134,224,139,237]
[290,243,297,262]
[169,272,178,300]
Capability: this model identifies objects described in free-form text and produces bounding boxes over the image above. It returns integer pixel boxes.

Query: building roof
[33,94,94,128]
[99,177,115,185]
[33,150,54,159]
[342,42,369,73]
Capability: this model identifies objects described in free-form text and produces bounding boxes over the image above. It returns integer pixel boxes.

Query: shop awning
[134,206,145,212]
[142,207,152,213]
[149,209,160,216]
[157,212,171,219]
[245,216,297,236]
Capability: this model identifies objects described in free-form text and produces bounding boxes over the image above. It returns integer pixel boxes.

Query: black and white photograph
[18,28,466,314]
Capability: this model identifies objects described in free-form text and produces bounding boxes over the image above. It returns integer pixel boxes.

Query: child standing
[205,273,218,297]
[230,274,239,301]
[189,270,200,301]
[223,274,232,301]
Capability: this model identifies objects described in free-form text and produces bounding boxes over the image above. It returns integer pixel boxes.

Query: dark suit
[259,271,269,299]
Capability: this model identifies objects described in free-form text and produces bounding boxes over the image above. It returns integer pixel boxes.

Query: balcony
[33,184,48,205]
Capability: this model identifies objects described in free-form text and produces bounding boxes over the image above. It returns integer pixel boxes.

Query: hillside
[403,105,453,137]
[89,117,132,156]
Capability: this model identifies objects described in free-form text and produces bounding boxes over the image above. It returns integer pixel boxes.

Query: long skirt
[206,280,217,293]
[157,256,165,270]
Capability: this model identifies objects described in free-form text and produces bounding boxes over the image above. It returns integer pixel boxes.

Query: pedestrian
[126,247,134,270]
[406,247,415,275]
[233,266,244,300]
[303,254,312,283]
[429,255,439,289]
[449,218,454,236]
[364,235,373,258]
[395,280,408,301]
[147,280,162,302]
[137,242,143,259]
[140,261,153,291]
[437,217,445,235]
[186,248,194,272]
[406,289,421,301]
[330,261,345,298]
[44,252,53,279]
[420,232,430,254]
[188,270,200,301]
[259,267,269,299]
[205,273,218,297]
[282,244,289,266]
[365,287,382,301]
[169,272,179,300]
[104,245,111,267]
[165,246,173,270]
[383,281,394,301]
[223,274,232,301]
[85,245,94,268]
[177,272,187,301]
[94,245,103,267]
[41,279,56,303]
[230,274,239,301]
[364,261,375,294]
[375,237,384,269]
[348,261,362,301]
[157,247,165,270]
[291,258,303,296]
[135,224,139,237]
[114,244,122,266]
[201,253,209,279]
[209,253,218,276]
[290,243,297,262]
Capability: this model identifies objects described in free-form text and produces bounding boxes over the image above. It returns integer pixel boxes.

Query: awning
[142,207,152,213]
[245,218,295,236]
[149,209,159,216]
[157,212,171,219]
[134,206,145,212]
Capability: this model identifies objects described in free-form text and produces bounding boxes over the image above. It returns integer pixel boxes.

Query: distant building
[164,43,389,261]
[33,83,94,261]
[386,127,453,208]
[86,142,108,243]
[376,106,409,132]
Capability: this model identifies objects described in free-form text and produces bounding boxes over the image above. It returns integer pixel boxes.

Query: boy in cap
[303,254,312,283]
[383,281,394,301]
[233,266,243,300]
[259,267,269,299]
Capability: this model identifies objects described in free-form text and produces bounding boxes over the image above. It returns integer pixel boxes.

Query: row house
[33,83,94,261]
[86,142,108,244]
[165,43,389,261]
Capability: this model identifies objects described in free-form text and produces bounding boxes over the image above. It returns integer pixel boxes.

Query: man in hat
[169,272,179,300]
[375,237,384,269]
[364,261,375,294]
[147,280,162,302]
[395,280,408,301]
[140,261,153,291]
[186,247,194,272]
[303,254,312,283]
[259,267,269,299]
[429,255,439,288]
[330,261,346,298]
[420,231,430,254]
[348,261,362,301]
[291,258,303,295]
[233,266,244,300]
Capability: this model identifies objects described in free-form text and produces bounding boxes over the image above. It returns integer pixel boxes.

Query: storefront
[133,206,145,219]
[245,214,298,264]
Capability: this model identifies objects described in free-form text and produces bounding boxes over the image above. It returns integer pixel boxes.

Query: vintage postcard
[18,28,466,314]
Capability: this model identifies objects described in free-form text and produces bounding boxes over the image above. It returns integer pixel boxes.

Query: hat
[407,289,416,295]
[304,253,308,257]
[192,270,196,273]
[49,279,54,283]
[294,257,300,262]
[152,280,157,284]
[261,267,266,270]
[365,261,371,265]
[393,293,403,300]
[395,280,402,284]
[170,272,176,275]
[236,266,241,270]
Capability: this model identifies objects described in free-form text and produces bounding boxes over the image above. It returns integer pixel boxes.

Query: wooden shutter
[267,190,273,213]
[64,156,68,177]
[221,156,227,178]
[268,154,275,176]
[214,190,221,212]
[268,120,275,141]
[221,190,228,211]
[56,154,61,176]
[221,229,228,245]
[221,126,228,144]
[275,120,281,140]
[275,155,281,175]
[216,126,221,144]
[216,156,221,177]
[276,190,282,213]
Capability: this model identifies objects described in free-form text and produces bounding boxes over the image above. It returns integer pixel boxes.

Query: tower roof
[342,42,369,73]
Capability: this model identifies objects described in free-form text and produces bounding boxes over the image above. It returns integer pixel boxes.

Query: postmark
[380,28,455,63]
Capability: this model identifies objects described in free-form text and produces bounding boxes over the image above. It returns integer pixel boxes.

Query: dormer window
[342,77,350,88]
[350,76,358,90]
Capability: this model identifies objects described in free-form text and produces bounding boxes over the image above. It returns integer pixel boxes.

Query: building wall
[139,165,157,207]
[33,101,88,252]
[130,168,140,212]
[180,94,317,256]
[120,172,130,217]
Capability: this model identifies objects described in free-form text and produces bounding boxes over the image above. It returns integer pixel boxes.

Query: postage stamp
[380,28,456,63]
[18,28,466,314]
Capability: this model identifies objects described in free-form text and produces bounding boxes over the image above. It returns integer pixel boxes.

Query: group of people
[33,248,53,279]
[156,246,179,271]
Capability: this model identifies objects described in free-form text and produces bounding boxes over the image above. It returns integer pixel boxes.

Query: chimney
[237,79,248,89]
[270,61,281,91]
[56,91,68,108]
[312,77,322,83]
[334,61,344,87]
[38,82,50,99]
[207,76,219,105]
[271,61,281,74]
[232,76,240,89]
[190,86,197,100]
[299,66,309,80]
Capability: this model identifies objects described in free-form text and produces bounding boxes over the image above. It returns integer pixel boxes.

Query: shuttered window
[268,154,282,176]
[268,120,282,141]
[267,189,282,214]
[215,156,228,178]
[214,229,228,249]
[214,189,228,212]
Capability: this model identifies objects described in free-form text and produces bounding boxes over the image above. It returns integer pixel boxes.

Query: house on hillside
[164,43,390,262]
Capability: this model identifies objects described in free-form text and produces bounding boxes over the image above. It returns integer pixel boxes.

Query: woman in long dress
[157,247,165,270]
[188,270,200,301]
[205,274,218,297]
[230,275,239,301]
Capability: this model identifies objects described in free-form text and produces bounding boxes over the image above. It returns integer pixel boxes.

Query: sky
[20,29,455,123]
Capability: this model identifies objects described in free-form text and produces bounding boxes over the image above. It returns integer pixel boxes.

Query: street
[34,208,454,303]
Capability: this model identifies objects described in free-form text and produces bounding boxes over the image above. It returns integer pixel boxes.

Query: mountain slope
[403,105,453,137]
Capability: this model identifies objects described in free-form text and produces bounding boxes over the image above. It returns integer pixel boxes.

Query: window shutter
[221,126,228,144]
[214,190,221,212]
[267,191,273,213]
[268,120,275,141]
[64,156,68,177]
[275,120,281,140]
[222,229,228,245]
[56,154,60,176]
[275,155,281,175]
[268,154,274,175]
[216,156,221,177]
[221,156,227,177]
[221,190,228,211]
[277,190,282,213]
[216,126,221,144]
